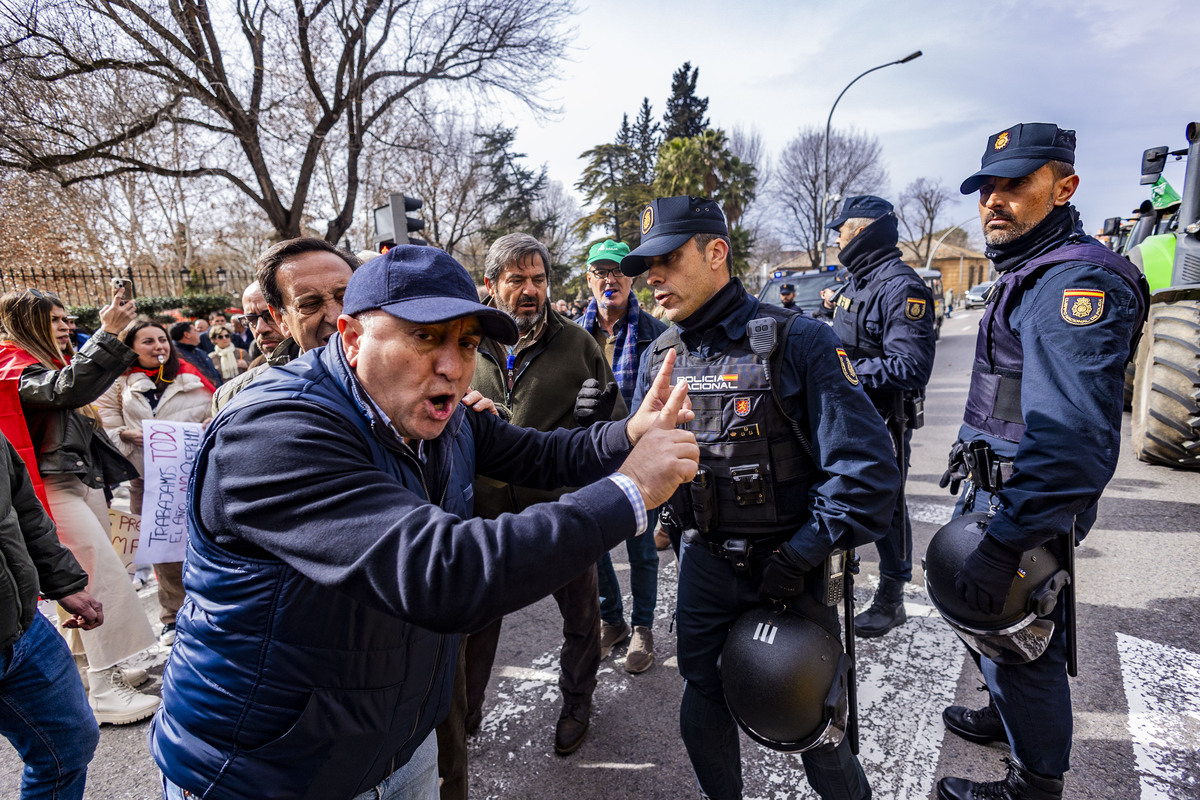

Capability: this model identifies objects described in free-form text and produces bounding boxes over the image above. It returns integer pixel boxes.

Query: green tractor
[1126,122,1200,468]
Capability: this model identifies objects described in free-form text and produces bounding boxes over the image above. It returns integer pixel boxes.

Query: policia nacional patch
[836,348,859,386]
[1061,289,1105,325]
[905,297,927,320]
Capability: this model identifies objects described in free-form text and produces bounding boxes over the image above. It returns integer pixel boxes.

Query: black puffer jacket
[17,330,137,489]
[0,431,88,650]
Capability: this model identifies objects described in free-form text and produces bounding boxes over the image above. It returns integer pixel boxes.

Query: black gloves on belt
[939,440,970,496]
[759,542,815,600]
[955,534,1023,616]
[573,379,619,426]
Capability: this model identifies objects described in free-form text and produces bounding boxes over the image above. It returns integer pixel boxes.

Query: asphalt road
[3,306,1198,799]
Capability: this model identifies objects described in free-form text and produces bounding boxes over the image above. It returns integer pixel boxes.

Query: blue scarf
[580,292,642,407]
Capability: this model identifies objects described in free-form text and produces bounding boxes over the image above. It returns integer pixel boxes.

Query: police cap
[780,283,795,293]
[620,196,728,276]
[960,123,1076,194]
[826,195,894,230]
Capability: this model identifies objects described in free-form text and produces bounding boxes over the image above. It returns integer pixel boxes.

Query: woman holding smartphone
[0,286,160,725]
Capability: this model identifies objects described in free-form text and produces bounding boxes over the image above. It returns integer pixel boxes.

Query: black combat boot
[853,577,906,637]
[937,758,1063,800]
[943,684,1007,745]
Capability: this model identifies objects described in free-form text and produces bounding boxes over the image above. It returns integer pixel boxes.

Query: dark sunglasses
[213,333,231,340]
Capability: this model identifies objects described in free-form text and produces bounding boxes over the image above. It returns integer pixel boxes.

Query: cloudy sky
[497,0,1200,249]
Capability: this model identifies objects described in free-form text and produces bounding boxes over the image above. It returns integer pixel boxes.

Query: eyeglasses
[589,267,622,280]
[212,333,231,340]
[241,312,272,326]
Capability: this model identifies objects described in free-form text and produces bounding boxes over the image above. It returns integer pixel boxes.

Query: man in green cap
[576,238,668,673]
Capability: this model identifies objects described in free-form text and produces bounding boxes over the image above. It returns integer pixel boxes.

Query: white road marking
[575,762,656,770]
[497,666,559,683]
[907,501,955,526]
[1117,633,1200,799]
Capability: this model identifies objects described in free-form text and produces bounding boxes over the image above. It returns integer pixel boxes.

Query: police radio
[816,549,846,607]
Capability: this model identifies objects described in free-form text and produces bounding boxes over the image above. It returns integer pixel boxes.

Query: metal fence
[0,264,255,308]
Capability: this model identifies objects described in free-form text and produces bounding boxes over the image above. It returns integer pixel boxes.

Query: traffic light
[373,193,427,252]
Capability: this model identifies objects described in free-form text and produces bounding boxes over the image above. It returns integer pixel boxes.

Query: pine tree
[662,62,709,141]
[632,98,659,185]
[476,126,555,244]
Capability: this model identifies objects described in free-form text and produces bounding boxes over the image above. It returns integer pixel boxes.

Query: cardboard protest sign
[137,420,203,563]
[108,508,141,578]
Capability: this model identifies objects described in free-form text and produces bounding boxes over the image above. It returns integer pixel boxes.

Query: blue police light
[827,264,837,271]
[773,271,785,278]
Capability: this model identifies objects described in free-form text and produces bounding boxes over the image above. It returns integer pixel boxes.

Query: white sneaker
[87,668,160,725]
[159,623,176,647]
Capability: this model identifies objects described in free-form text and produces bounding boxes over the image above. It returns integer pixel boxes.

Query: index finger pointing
[648,348,677,402]
[655,376,689,428]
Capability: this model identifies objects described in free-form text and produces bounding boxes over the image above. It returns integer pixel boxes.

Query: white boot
[87,668,160,725]
[118,665,150,687]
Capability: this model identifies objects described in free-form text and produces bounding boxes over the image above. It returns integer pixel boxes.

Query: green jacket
[0,431,88,649]
[211,336,300,416]
[473,307,626,517]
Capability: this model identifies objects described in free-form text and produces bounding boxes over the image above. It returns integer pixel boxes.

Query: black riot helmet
[924,513,1071,665]
[719,604,849,753]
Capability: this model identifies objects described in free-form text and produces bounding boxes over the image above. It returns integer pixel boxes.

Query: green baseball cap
[587,239,630,266]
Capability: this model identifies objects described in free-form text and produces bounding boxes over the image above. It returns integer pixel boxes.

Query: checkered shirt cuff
[607,473,648,536]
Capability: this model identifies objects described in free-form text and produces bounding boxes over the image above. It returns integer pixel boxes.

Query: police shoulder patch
[836,348,859,386]
[1060,289,1105,326]
[905,297,926,320]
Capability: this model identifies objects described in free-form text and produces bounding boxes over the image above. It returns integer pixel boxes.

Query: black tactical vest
[647,305,821,543]
[963,241,1148,442]
[833,259,929,363]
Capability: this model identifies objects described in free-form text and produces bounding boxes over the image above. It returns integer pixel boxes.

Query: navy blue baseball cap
[960,123,1077,194]
[620,196,729,276]
[826,195,894,230]
[343,245,518,345]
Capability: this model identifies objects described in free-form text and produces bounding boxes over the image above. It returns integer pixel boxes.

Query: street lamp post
[820,50,922,270]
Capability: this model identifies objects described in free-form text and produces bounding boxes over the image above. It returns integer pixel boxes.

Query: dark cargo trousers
[676,540,870,800]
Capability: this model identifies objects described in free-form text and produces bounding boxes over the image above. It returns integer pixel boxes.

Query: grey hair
[843,217,877,231]
[484,233,551,283]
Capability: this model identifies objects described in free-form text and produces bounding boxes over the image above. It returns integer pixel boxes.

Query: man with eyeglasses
[237,281,285,359]
[576,239,667,675]
[212,239,359,414]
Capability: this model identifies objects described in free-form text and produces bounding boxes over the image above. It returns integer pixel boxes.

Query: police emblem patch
[641,205,654,235]
[836,348,859,386]
[1060,289,1105,325]
[995,131,1010,150]
[905,297,926,320]
[733,397,752,417]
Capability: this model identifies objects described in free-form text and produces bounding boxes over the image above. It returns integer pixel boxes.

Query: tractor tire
[1130,299,1200,468]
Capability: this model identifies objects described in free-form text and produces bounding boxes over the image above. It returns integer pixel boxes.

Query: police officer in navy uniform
[777,283,797,309]
[937,125,1148,800]
[827,195,936,638]
[622,196,900,800]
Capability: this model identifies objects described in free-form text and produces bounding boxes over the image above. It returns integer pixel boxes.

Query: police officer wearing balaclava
[622,196,899,800]
[936,124,1147,800]
[828,196,936,638]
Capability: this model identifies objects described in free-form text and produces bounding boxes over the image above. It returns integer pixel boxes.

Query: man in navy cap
[936,125,1148,800]
[150,244,700,800]
[778,283,797,309]
[827,195,936,639]
[623,196,900,800]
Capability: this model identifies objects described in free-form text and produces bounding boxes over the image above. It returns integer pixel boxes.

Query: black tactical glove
[759,542,816,601]
[939,441,970,496]
[574,379,619,426]
[954,534,1023,616]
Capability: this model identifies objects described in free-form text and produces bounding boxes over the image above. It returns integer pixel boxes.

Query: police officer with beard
[828,196,936,638]
[622,196,899,800]
[936,124,1147,800]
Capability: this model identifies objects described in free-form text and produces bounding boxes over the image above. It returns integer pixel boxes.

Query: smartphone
[110,277,135,300]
